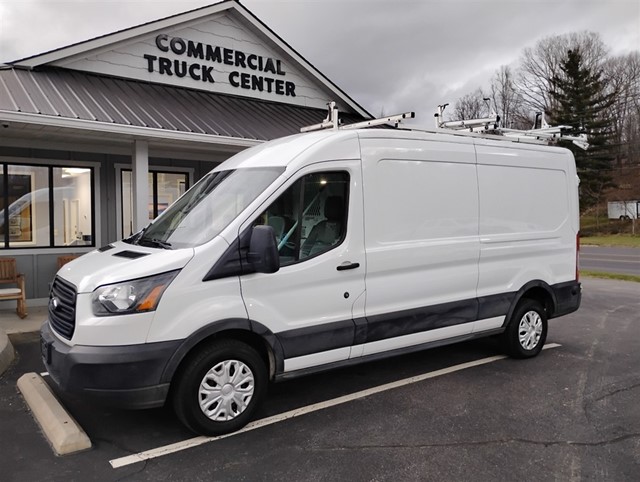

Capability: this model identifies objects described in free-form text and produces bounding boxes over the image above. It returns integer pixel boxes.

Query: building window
[53,167,93,246]
[0,163,95,248]
[121,170,189,237]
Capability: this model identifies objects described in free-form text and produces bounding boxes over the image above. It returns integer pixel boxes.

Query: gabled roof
[9,0,371,119]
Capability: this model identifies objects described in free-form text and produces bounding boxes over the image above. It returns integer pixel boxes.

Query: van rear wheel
[172,339,267,436]
[501,299,548,358]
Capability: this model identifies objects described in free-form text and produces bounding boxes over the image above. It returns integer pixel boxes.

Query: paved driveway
[1,278,639,481]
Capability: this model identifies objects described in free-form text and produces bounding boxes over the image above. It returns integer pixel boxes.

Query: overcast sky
[0,0,638,122]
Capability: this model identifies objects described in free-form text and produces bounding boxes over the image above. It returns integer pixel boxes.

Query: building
[0,0,370,304]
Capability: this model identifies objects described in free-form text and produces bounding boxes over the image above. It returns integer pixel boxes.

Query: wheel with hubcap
[172,339,267,435]
[501,299,548,358]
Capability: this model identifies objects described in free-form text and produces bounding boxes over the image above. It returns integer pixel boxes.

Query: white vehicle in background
[41,110,582,436]
[608,200,639,220]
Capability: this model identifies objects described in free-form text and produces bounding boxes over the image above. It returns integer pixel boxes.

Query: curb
[0,329,15,376]
[17,372,92,456]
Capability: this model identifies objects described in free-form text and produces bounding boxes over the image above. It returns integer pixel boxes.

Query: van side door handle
[337,262,360,271]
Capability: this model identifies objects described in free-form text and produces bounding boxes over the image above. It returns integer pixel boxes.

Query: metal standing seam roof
[0,67,366,141]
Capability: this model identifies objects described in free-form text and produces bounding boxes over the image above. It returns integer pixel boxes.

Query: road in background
[580,245,640,276]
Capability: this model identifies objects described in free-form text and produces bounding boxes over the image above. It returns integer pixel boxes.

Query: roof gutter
[0,110,264,148]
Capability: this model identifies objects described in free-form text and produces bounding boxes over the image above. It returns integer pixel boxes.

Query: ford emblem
[50,297,60,311]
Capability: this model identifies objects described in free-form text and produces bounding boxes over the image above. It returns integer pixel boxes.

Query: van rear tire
[172,339,267,436]
[501,299,548,359]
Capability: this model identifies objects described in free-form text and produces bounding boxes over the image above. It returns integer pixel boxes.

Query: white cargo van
[41,127,581,435]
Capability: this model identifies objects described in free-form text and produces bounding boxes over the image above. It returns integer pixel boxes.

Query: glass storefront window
[1,165,50,247]
[156,172,187,216]
[0,165,4,248]
[121,170,188,237]
[53,167,93,246]
[0,162,94,249]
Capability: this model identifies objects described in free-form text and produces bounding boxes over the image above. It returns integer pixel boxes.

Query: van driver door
[239,160,366,374]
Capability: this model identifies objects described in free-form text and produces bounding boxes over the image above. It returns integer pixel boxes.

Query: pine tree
[549,49,616,209]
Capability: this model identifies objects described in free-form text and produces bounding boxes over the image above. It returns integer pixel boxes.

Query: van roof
[215,127,572,172]
[214,129,359,170]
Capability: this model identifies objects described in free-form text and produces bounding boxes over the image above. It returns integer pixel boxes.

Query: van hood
[56,240,195,293]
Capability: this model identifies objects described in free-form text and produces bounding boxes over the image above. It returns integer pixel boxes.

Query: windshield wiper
[123,225,149,245]
[139,238,172,249]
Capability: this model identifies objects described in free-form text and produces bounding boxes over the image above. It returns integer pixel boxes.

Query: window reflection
[1,165,50,247]
[0,163,93,248]
[121,170,189,237]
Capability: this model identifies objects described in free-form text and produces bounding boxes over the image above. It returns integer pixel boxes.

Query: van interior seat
[301,196,344,257]
[266,216,285,242]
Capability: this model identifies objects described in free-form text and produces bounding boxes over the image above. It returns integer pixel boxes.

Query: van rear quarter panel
[359,134,480,320]
[474,140,578,299]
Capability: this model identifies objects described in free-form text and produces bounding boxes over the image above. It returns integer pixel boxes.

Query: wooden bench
[0,257,27,319]
[57,254,80,270]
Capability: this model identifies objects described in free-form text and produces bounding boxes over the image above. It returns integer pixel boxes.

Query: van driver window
[256,171,349,265]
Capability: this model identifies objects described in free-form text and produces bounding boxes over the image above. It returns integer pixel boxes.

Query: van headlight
[92,270,180,316]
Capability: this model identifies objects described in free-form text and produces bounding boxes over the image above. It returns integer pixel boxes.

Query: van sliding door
[358,137,480,357]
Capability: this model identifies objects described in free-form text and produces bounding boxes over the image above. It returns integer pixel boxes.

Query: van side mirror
[248,225,280,274]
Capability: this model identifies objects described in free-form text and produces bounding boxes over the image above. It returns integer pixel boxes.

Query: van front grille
[49,277,77,340]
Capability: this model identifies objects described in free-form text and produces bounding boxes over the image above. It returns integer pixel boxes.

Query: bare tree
[603,52,640,166]
[451,88,488,120]
[516,31,609,115]
[489,65,529,129]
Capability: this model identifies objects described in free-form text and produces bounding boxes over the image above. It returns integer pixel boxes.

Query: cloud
[1,0,637,119]
[248,0,638,119]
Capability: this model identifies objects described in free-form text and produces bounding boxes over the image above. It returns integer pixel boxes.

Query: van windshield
[128,167,284,249]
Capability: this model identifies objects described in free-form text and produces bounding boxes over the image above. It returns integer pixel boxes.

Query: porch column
[132,139,149,232]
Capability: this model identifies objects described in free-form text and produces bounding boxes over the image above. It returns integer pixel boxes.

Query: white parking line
[109,343,561,469]
[40,372,49,377]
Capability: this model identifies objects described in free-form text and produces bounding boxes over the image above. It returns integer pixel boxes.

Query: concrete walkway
[0,305,47,376]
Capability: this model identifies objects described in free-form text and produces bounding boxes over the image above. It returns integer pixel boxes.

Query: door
[239,161,365,372]
[359,138,480,356]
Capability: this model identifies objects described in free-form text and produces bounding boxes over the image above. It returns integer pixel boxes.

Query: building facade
[0,0,369,303]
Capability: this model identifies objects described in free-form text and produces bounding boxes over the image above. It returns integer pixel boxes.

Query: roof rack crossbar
[340,111,415,130]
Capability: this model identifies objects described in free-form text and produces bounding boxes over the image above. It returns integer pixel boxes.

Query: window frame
[116,164,194,239]
[0,159,98,250]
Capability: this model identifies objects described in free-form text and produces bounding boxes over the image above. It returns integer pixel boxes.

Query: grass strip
[581,235,640,248]
[581,270,640,283]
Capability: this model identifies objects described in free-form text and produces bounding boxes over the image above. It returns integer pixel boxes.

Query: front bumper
[40,322,181,409]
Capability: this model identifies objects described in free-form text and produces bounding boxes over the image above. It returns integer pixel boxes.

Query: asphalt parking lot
[1,277,639,481]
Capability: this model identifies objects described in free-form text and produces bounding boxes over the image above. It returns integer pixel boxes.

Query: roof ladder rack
[434,104,588,150]
[500,112,589,149]
[434,103,500,132]
[301,101,415,133]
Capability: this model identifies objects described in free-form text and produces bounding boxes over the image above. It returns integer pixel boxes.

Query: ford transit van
[41,127,581,435]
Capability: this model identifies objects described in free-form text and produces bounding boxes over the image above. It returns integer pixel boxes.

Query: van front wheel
[501,299,548,358]
[172,339,267,436]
